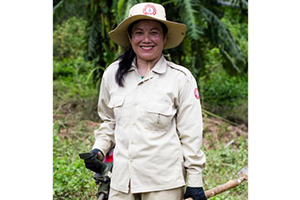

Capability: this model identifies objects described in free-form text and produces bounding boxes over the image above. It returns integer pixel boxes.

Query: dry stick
[202,109,239,126]
[185,176,246,200]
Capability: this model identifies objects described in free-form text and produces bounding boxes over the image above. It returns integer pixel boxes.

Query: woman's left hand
[184,187,207,200]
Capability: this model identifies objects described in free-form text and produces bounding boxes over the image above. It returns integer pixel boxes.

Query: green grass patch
[53,121,98,200]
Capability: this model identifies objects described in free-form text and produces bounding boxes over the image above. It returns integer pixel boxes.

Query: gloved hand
[84,149,104,173]
[184,187,207,200]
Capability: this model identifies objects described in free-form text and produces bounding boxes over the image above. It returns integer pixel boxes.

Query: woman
[85,2,206,200]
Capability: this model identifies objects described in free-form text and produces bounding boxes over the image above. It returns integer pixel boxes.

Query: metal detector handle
[97,193,105,200]
[184,177,246,200]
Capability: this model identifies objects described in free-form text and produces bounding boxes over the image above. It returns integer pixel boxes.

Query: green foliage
[53,57,100,122]
[53,57,97,96]
[201,6,245,73]
[52,1,249,120]
[196,47,248,124]
[221,13,248,73]
[53,17,87,59]
[202,68,248,124]
[53,0,248,76]
[53,122,97,199]
[202,71,247,107]
[53,2,248,198]
[203,140,248,200]
[53,0,87,25]
[179,0,203,40]
[202,120,248,200]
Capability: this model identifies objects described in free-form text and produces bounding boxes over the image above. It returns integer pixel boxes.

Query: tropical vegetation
[53,0,248,199]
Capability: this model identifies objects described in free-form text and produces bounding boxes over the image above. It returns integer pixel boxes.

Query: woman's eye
[135,31,143,35]
[150,31,158,35]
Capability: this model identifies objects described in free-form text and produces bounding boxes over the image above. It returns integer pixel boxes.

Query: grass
[201,118,248,200]
[53,121,98,199]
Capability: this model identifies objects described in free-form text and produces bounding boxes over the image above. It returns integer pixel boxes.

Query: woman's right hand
[83,149,104,173]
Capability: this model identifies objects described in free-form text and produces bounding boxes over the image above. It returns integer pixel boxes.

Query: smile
[140,46,154,50]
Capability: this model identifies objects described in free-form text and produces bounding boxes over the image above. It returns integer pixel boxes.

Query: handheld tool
[79,149,114,200]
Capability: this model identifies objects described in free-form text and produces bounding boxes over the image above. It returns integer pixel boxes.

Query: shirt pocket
[145,102,174,131]
[108,95,125,126]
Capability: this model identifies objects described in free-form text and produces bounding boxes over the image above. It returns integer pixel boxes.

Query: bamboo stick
[184,176,245,200]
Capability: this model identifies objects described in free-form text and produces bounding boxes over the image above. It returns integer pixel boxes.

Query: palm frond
[179,0,203,40]
[201,6,245,71]
[215,0,248,9]
[215,0,239,8]
[118,0,140,23]
[220,48,240,73]
[53,0,68,25]
[53,0,66,12]
[86,10,102,60]
[117,0,126,23]
[53,0,87,26]
[231,0,248,9]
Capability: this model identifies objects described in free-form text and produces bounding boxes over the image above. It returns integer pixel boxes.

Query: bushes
[53,122,97,200]
[200,48,248,124]
[202,72,248,124]
[53,17,99,116]
[202,71,247,105]
[53,57,99,122]
[53,17,87,59]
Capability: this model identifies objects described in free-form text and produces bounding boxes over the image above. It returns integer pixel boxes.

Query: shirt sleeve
[176,74,206,187]
[92,71,116,156]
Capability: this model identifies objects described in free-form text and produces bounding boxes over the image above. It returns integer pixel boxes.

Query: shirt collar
[152,56,167,74]
[128,55,167,74]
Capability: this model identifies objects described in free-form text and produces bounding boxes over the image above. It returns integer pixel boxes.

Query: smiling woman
[84,2,207,200]
[129,20,166,76]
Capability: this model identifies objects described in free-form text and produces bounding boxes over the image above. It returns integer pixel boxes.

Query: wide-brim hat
[109,2,186,50]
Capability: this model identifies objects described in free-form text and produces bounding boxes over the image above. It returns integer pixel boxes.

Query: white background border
[1,0,300,199]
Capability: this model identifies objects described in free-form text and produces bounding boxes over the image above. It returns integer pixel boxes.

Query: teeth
[141,46,153,50]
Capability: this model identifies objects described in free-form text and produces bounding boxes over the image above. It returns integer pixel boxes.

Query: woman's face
[130,20,166,63]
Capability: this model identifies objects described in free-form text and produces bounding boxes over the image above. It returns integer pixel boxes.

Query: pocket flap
[147,102,173,116]
[108,96,125,108]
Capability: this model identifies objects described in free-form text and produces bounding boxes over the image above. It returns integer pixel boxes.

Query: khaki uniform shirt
[93,56,206,193]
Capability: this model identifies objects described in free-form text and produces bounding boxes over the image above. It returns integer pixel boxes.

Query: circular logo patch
[142,4,157,15]
[194,88,200,99]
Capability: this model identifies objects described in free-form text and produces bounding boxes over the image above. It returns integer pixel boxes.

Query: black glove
[84,149,104,173]
[184,187,207,200]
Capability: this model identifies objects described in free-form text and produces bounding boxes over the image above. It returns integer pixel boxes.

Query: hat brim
[109,15,186,50]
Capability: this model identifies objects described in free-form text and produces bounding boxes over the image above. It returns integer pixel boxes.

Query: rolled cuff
[92,139,110,156]
[187,173,203,187]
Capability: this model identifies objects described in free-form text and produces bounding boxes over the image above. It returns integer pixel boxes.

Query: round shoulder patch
[194,88,200,99]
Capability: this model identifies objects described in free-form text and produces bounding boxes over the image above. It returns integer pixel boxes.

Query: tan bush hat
[109,2,186,50]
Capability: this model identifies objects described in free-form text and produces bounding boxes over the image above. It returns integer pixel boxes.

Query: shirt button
[131,122,136,126]
[130,141,134,145]
[134,102,137,106]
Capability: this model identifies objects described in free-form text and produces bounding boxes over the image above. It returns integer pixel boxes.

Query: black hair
[115,20,168,87]
[115,47,136,87]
